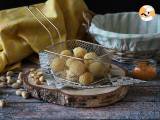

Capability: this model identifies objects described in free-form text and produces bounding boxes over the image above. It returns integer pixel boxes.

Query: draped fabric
[0,0,88,73]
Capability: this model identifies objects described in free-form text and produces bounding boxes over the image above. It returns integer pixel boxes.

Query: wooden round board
[22,64,129,108]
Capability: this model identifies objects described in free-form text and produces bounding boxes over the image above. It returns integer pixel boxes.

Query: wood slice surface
[22,64,129,108]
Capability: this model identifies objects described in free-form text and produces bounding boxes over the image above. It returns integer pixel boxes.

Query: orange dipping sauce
[132,60,157,80]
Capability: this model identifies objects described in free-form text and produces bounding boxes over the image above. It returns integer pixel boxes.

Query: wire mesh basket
[45,40,112,87]
[26,6,114,89]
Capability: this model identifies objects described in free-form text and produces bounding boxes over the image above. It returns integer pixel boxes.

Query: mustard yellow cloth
[0,0,88,73]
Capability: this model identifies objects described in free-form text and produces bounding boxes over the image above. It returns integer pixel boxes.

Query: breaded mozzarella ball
[73,47,87,58]
[79,72,94,85]
[84,52,97,65]
[69,60,86,76]
[60,50,72,56]
[51,57,65,72]
[88,62,106,77]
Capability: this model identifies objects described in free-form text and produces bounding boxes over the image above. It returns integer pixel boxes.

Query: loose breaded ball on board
[60,50,73,56]
[84,52,97,65]
[51,57,66,72]
[69,60,86,76]
[73,47,87,58]
[88,62,107,77]
[79,72,94,85]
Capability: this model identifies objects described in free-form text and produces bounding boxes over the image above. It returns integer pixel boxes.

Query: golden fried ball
[69,60,86,76]
[58,70,67,79]
[79,72,94,85]
[51,58,65,72]
[66,58,75,67]
[88,62,106,77]
[60,50,72,56]
[66,70,78,82]
[73,47,87,58]
[84,52,97,65]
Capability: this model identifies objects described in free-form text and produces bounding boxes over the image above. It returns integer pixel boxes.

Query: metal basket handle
[26,6,62,45]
